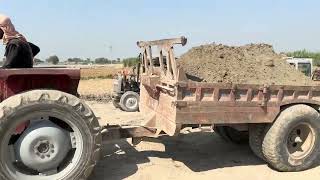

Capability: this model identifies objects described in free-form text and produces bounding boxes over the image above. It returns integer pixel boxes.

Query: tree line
[286,49,320,66]
[34,56,122,65]
[122,57,140,67]
[34,55,140,67]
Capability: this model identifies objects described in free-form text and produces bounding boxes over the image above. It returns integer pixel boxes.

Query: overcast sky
[1,0,320,60]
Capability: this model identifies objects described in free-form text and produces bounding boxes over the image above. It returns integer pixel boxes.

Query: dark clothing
[3,38,33,68]
[28,42,40,57]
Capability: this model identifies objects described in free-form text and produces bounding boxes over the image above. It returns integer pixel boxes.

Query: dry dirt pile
[178,43,314,86]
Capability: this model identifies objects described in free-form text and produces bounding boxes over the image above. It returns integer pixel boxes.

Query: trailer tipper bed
[136,37,320,172]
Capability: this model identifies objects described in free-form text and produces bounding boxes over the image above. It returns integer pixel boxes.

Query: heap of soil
[177,43,315,86]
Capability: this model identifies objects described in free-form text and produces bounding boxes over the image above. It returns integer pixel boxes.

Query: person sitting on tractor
[0,14,39,68]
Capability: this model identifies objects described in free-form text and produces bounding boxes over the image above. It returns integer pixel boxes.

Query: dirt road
[87,101,320,180]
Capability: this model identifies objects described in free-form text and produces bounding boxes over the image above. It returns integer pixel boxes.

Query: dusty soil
[81,64,123,79]
[78,79,113,102]
[178,43,314,85]
[86,101,143,126]
[86,101,320,180]
[78,79,114,95]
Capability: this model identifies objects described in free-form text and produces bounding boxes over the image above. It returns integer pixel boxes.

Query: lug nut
[295,136,303,143]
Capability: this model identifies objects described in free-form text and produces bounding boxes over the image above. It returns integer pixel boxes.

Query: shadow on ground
[89,132,265,180]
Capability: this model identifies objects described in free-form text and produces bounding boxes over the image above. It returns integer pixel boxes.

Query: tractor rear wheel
[0,90,101,180]
[262,104,320,171]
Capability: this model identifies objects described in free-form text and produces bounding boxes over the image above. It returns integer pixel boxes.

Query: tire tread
[0,90,101,180]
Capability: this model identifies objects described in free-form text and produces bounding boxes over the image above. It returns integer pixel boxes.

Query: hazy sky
[1,0,320,60]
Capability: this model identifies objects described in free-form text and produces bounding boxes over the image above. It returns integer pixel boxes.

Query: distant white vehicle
[286,57,313,77]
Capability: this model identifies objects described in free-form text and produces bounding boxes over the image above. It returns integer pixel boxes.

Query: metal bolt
[295,136,303,143]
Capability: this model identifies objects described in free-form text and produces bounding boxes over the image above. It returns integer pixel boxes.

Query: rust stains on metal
[136,37,320,137]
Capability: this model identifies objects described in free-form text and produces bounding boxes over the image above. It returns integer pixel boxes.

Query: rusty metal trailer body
[132,37,320,137]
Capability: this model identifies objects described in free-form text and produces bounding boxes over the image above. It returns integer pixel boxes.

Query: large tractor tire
[249,124,267,160]
[0,90,101,180]
[119,91,140,112]
[214,126,249,144]
[262,104,320,171]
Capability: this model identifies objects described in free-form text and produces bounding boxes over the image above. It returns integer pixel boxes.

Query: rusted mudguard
[0,68,80,102]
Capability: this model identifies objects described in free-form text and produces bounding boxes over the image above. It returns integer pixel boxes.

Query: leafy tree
[85,58,92,63]
[46,55,59,65]
[122,57,139,67]
[286,50,320,66]
[95,57,110,64]
[67,58,84,64]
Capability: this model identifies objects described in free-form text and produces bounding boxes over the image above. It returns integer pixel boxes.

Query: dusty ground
[178,43,314,85]
[78,79,114,95]
[86,101,320,180]
[80,64,123,79]
[86,101,142,126]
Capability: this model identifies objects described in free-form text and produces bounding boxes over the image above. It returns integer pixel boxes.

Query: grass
[80,75,114,80]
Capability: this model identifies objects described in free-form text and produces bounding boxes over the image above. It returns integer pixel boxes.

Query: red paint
[14,121,30,135]
[0,68,80,101]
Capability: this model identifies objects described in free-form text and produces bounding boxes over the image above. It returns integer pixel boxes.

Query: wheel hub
[36,141,50,154]
[287,123,315,159]
[14,120,72,173]
[33,140,56,160]
[125,97,137,109]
